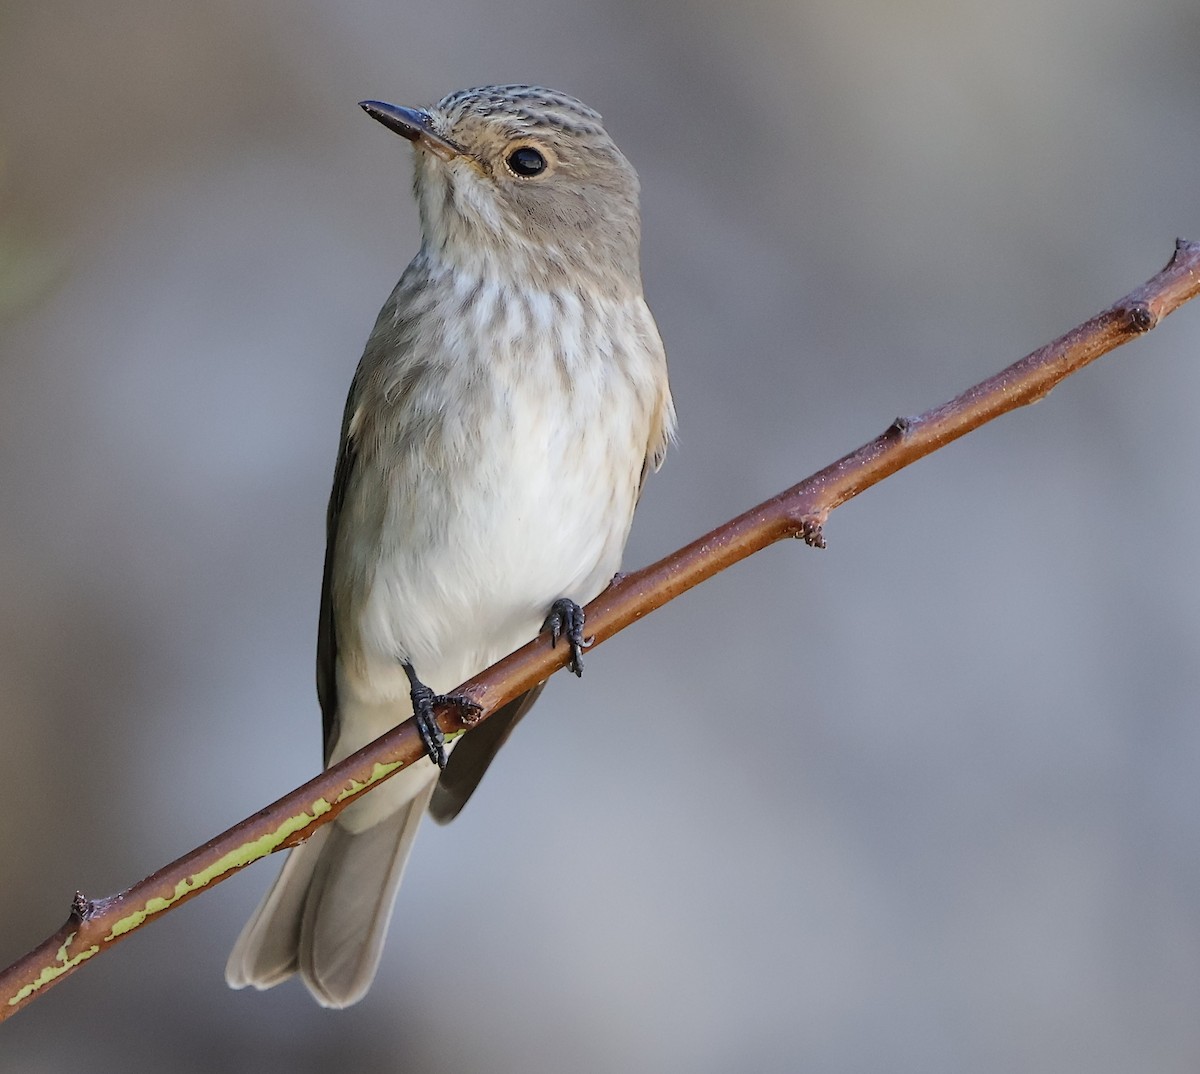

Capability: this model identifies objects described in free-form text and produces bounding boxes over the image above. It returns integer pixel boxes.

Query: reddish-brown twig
[3,239,1197,1021]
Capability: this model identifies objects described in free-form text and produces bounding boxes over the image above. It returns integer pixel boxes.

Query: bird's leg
[542,597,592,677]
[403,662,482,769]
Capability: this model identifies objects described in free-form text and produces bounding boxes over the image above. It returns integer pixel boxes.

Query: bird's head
[361,85,643,291]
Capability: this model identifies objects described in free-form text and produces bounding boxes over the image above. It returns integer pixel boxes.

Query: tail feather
[225,781,435,1008]
[299,780,435,1007]
[225,824,331,990]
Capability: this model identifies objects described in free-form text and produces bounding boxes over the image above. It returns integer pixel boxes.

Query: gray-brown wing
[317,392,360,765]
[429,683,546,824]
[638,376,674,502]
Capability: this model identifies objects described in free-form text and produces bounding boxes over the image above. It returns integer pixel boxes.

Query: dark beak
[359,101,462,161]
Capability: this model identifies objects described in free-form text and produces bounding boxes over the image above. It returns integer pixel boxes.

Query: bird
[225,84,675,1007]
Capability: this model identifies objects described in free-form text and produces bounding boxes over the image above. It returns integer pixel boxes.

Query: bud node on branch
[1126,302,1156,333]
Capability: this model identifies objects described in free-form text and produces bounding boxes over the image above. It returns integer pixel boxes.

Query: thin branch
[3,239,1198,1021]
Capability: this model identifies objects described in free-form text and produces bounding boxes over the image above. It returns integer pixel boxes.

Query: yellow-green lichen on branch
[6,932,99,1006]
[104,762,404,942]
[333,759,406,804]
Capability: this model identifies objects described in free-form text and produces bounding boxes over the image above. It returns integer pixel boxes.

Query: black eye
[506,146,547,177]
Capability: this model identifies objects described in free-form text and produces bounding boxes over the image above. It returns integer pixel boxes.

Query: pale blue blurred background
[2,2,1200,1071]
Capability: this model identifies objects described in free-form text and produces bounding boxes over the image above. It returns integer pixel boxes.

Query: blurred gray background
[2,2,1199,1071]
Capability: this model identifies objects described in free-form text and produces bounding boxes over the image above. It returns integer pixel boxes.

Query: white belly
[329,283,662,768]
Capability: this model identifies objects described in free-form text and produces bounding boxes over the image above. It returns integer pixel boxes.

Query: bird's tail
[225,780,435,1007]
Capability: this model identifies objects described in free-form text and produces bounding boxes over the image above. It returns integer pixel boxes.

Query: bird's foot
[542,598,592,677]
[404,663,482,769]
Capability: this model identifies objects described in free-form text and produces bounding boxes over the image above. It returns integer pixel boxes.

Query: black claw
[407,676,446,768]
[543,598,591,677]
[404,663,482,769]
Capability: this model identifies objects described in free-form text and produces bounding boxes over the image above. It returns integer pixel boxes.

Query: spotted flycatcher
[226,85,675,1007]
